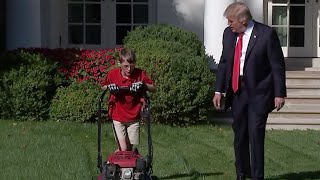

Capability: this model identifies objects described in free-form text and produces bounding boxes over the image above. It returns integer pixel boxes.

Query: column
[7,0,41,49]
[204,0,235,67]
[239,0,264,23]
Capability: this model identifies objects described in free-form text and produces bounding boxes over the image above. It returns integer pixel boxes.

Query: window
[68,0,101,45]
[270,0,306,47]
[116,0,149,45]
[65,0,153,48]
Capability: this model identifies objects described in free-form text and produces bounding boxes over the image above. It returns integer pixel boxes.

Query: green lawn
[0,120,319,180]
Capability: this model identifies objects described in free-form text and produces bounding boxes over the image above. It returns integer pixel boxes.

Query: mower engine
[100,151,149,180]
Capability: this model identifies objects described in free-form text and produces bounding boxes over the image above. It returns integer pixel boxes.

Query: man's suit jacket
[215,21,287,115]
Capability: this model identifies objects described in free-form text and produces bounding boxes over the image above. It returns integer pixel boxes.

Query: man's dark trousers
[232,78,268,180]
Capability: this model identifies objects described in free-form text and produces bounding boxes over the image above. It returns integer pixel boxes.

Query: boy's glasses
[122,64,135,69]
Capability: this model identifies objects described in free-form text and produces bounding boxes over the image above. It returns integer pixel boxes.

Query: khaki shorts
[112,120,140,145]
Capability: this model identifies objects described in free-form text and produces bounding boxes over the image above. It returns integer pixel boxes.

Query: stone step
[267,118,320,129]
[286,70,320,75]
[269,103,320,128]
[271,104,320,113]
[285,58,320,70]
[266,124,320,130]
[210,104,320,117]
[285,95,320,104]
[287,78,320,85]
[286,71,320,85]
[268,112,320,120]
[267,118,320,125]
[305,67,320,71]
[286,84,320,95]
[208,109,320,130]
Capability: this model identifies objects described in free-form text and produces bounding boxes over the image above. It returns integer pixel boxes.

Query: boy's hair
[119,48,136,64]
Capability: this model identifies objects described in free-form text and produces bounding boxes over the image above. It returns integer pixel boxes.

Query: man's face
[121,61,135,77]
[227,16,246,33]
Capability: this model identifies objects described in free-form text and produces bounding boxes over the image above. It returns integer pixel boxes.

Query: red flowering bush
[21,48,121,84]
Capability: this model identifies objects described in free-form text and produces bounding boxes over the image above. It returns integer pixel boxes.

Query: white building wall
[41,0,49,48]
[157,0,205,42]
[7,0,42,49]
[47,0,65,48]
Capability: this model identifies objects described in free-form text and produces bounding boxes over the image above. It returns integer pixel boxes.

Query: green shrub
[124,25,215,125]
[0,83,11,118]
[0,51,59,120]
[49,81,101,122]
[125,24,205,56]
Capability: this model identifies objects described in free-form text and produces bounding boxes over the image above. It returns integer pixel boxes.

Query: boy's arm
[101,85,108,90]
[145,83,156,92]
[141,70,156,92]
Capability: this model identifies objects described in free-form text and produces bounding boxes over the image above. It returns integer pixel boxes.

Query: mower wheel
[103,163,118,180]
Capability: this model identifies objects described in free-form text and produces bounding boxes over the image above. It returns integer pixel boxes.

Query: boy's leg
[112,120,130,151]
[127,120,140,146]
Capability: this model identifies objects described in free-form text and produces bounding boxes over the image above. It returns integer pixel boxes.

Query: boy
[102,48,156,151]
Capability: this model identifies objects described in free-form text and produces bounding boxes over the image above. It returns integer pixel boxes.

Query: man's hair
[119,47,136,63]
[223,2,252,23]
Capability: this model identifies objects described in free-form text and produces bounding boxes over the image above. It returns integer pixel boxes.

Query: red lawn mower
[96,87,155,180]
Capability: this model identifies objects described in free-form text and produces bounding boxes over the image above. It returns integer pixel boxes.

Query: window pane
[272,0,288,3]
[273,27,287,47]
[133,4,148,23]
[272,6,287,25]
[134,0,148,2]
[68,4,83,23]
[86,25,101,44]
[290,28,304,47]
[69,25,83,44]
[290,6,305,25]
[116,4,131,23]
[86,4,100,23]
[290,0,305,4]
[116,26,131,45]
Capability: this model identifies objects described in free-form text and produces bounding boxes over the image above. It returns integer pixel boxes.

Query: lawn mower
[96,86,154,180]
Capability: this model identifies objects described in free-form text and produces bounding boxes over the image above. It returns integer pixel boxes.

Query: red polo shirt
[102,68,154,122]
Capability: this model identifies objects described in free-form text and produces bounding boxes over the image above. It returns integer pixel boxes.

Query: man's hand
[130,81,144,93]
[213,93,222,110]
[274,97,285,111]
[107,84,119,94]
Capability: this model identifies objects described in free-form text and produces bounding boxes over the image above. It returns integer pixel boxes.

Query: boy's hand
[107,84,119,94]
[130,81,144,93]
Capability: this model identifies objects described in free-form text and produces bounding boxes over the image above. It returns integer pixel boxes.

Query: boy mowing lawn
[101,47,156,152]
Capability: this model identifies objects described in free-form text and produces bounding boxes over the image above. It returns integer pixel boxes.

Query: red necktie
[232,33,244,93]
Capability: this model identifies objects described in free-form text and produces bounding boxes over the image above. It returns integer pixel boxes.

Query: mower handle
[98,86,131,102]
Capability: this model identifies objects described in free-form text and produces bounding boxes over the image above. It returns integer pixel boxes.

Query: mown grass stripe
[0,120,319,180]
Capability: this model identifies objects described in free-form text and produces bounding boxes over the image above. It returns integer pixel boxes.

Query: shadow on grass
[157,170,224,180]
[266,170,320,180]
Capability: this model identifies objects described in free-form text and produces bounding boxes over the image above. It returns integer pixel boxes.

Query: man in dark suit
[212,2,287,180]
